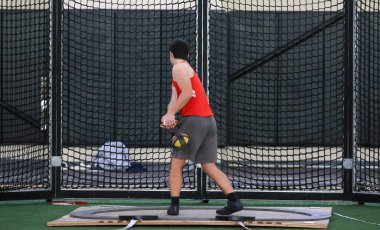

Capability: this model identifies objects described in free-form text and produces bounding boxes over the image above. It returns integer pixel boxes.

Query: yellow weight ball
[171,133,190,152]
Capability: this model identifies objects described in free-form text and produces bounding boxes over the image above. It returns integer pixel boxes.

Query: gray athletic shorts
[171,116,217,163]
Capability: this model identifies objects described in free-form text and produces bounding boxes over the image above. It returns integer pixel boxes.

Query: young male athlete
[161,40,243,216]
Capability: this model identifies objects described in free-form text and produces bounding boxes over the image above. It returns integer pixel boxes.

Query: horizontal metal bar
[0,190,51,200]
[59,190,198,199]
[352,192,380,203]
[206,190,344,200]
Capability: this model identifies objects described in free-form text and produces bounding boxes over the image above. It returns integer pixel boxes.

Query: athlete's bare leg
[167,157,186,215]
[202,163,243,215]
[201,163,234,194]
[169,158,186,196]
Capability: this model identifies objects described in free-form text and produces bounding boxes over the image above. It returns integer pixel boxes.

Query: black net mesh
[61,0,198,189]
[354,0,380,193]
[1,0,378,197]
[0,1,50,191]
[208,0,345,191]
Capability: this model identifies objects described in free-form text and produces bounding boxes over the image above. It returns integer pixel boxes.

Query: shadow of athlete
[161,40,243,216]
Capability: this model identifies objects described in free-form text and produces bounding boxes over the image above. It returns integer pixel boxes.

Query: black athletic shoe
[167,205,179,216]
[216,199,243,215]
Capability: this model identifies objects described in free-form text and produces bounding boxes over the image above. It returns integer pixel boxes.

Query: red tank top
[172,65,214,117]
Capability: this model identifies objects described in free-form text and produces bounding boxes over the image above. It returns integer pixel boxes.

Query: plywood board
[47,206,331,229]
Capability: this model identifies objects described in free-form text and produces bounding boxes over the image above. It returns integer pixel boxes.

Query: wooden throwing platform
[47,205,332,229]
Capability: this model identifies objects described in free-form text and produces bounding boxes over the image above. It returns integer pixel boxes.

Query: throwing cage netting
[355,0,380,193]
[0,1,50,191]
[208,0,346,191]
[61,0,198,189]
[1,0,379,197]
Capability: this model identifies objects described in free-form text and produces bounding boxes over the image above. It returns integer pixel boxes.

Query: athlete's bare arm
[167,86,178,113]
[162,64,192,127]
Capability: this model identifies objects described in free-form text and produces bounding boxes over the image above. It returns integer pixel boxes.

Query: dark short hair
[169,40,189,60]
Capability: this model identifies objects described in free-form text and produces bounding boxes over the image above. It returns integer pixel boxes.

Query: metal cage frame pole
[51,0,63,199]
[0,9,3,143]
[196,0,210,201]
[343,0,355,201]
[0,9,3,144]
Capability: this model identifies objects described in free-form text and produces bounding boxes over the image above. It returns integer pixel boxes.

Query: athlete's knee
[171,158,185,170]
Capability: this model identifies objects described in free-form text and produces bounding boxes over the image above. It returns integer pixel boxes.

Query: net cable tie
[237,221,253,230]
[117,219,138,230]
